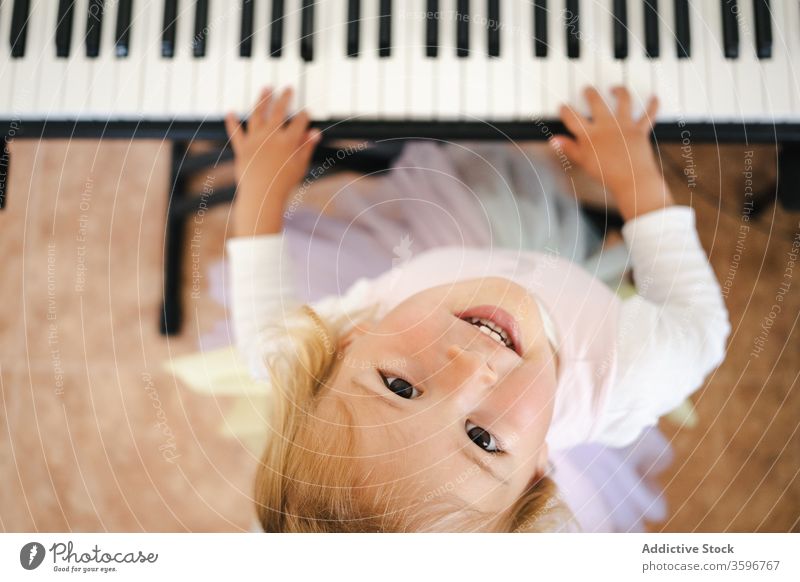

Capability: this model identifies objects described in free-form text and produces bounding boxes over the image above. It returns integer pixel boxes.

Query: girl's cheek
[499,373,556,432]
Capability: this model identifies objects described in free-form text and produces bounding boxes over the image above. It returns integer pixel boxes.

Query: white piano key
[380,0,410,119]
[0,0,13,114]
[167,0,198,116]
[651,0,681,119]
[462,0,488,119]
[249,0,275,103]
[325,0,354,119]
[112,0,150,116]
[10,0,46,117]
[197,0,222,118]
[35,0,69,115]
[512,0,543,120]
[733,0,764,116]
[89,0,120,115]
[700,0,738,121]
[354,0,380,117]
[784,1,800,116]
[220,1,251,115]
[62,0,95,115]
[593,0,625,96]
[678,0,710,120]
[568,0,597,115]
[434,0,462,120]
[541,0,570,117]
[140,0,170,115]
[408,0,435,119]
[758,0,792,120]
[487,0,515,120]
[303,0,328,118]
[234,2,258,115]
[625,0,654,112]
[273,0,303,111]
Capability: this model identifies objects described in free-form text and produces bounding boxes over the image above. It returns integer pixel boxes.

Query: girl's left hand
[551,87,672,221]
[225,87,321,236]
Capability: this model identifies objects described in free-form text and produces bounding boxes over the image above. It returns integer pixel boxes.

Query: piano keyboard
[2,0,799,125]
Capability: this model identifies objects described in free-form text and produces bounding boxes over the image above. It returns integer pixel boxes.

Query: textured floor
[0,139,797,532]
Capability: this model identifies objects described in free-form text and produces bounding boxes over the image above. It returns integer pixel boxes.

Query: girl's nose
[445,344,498,388]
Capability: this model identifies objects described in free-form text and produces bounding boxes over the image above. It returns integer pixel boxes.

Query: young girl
[223,86,730,532]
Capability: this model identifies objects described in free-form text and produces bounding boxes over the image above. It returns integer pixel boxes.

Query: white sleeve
[596,206,731,446]
[226,234,298,381]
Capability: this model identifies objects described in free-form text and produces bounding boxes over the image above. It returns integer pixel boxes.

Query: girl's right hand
[225,87,321,236]
[551,87,674,221]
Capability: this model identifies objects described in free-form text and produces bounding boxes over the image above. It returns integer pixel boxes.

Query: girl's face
[318,277,558,515]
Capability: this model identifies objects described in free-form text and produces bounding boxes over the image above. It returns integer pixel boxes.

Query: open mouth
[458,306,522,356]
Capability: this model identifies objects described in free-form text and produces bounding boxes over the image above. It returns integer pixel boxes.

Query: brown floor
[0,139,797,532]
[653,144,800,532]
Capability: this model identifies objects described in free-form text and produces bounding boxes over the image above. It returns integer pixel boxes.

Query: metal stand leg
[777,143,800,211]
[751,143,800,216]
[160,142,190,336]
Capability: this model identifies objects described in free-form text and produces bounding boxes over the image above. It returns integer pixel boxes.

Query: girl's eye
[466,421,502,453]
[380,374,420,399]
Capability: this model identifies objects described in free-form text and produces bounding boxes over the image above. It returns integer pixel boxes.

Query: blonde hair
[254,306,571,532]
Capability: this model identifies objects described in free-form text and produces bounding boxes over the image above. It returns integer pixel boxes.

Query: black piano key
[613,0,627,59]
[300,0,314,62]
[753,0,772,59]
[674,0,690,58]
[270,0,283,57]
[425,0,438,57]
[347,0,359,57]
[534,0,547,58]
[721,0,739,59]
[86,0,105,59]
[456,0,469,57]
[488,0,500,57]
[162,0,178,58]
[644,0,659,58]
[240,0,254,57]
[566,0,580,59]
[115,0,133,57]
[193,0,209,58]
[9,0,30,58]
[378,0,391,57]
[56,0,75,58]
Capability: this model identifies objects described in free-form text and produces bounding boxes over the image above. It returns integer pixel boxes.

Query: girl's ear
[533,443,550,481]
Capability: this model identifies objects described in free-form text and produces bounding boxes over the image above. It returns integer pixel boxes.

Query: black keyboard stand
[775,143,800,212]
[159,138,404,335]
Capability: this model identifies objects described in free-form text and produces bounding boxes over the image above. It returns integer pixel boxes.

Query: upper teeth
[466,317,513,349]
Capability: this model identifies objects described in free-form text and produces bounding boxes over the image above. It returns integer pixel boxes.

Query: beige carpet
[0,139,797,532]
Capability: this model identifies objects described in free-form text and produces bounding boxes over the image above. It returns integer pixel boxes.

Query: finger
[298,128,322,162]
[286,109,311,140]
[559,104,588,138]
[549,136,580,164]
[268,87,294,128]
[636,95,659,132]
[224,113,244,152]
[612,86,632,120]
[584,87,613,120]
[249,87,273,130]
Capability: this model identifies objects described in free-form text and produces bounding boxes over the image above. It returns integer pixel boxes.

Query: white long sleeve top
[226,206,730,450]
